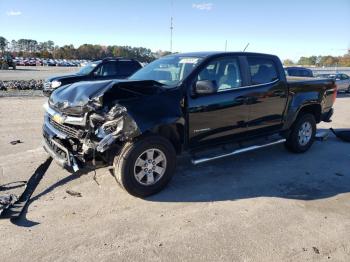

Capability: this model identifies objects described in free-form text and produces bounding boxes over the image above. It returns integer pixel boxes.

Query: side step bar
[192,139,286,165]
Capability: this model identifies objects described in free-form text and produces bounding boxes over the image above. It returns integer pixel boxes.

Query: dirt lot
[0,66,78,81]
[0,95,349,262]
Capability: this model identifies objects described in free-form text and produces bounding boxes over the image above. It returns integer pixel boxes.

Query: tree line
[1,36,349,66]
[283,51,350,67]
[0,36,171,62]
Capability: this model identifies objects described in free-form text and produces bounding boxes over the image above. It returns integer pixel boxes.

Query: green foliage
[0,36,7,54]
[283,59,294,66]
[2,37,170,62]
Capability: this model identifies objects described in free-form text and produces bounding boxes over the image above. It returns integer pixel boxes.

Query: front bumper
[43,118,80,172]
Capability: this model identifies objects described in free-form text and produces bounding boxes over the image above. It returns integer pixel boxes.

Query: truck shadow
[148,132,349,203]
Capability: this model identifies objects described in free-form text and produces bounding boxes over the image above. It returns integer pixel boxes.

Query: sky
[1,0,349,60]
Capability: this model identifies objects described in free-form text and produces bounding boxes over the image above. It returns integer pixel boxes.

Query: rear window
[286,68,313,77]
[248,57,279,85]
[117,61,142,76]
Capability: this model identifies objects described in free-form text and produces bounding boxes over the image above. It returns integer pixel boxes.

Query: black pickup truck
[43,52,336,197]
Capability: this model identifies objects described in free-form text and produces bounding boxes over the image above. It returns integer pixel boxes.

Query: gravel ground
[0,66,78,81]
[0,95,349,262]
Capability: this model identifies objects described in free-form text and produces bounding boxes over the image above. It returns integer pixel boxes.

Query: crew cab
[42,52,336,197]
[43,57,142,96]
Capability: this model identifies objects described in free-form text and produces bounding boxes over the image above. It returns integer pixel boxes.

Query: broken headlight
[96,117,124,138]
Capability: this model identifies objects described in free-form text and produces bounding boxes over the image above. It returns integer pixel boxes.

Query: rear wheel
[285,113,316,153]
[114,135,176,198]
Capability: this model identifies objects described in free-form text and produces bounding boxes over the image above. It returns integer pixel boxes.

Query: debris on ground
[0,157,52,219]
[330,128,350,142]
[93,171,101,186]
[10,140,23,145]
[0,181,26,191]
[312,247,320,254]
[66,189,82,197]
[315,130,329,141]
[0,194,18,216]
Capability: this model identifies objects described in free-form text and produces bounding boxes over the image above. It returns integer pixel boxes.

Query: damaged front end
[43,102,140,172]
[42,79,183,172]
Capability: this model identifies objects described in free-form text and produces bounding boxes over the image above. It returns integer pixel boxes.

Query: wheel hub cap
[298,122,312,146]
[134,149,167,186]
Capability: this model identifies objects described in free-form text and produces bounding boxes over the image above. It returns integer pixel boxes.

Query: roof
[168,51,277,58]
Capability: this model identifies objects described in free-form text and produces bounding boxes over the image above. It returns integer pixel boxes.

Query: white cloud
[6,11,22,16]
[192,3,213,11]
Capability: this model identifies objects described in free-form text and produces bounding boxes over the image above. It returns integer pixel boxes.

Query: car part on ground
[330,128,350,142]
[0,157,52,220]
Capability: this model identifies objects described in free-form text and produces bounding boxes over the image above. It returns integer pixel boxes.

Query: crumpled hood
[49,79,167,116]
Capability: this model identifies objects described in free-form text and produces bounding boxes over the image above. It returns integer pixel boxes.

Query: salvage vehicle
[43,52,336,197]
[43,57,142,96]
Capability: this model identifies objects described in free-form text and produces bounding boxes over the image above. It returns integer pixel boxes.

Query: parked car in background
[285,67,314,77]
[315,73,350,92]
[328,73,350,92]
[43,57,143,96]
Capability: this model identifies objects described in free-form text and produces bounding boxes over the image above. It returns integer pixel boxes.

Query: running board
[191,139,286,165]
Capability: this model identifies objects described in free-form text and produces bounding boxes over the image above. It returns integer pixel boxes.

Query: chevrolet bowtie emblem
[52,114,65,124]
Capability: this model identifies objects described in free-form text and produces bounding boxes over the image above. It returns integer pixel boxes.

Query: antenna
[243,43,250,52]
[170,0,174,53]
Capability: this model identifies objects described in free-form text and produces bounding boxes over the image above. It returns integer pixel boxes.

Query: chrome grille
[48,116,83,139]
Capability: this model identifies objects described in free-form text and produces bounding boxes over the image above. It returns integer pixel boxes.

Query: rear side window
[116,61,142,76]
[248,57,279,85]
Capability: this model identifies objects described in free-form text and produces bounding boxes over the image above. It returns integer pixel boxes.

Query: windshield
[77,62,99,75]
[129,56,202,86]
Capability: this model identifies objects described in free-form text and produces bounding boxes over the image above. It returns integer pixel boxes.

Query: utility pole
[170,0,174,53]
[170,16,173,53]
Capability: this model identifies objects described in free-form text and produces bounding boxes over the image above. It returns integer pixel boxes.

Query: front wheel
[114,136,176,198]
[285,113,316,153]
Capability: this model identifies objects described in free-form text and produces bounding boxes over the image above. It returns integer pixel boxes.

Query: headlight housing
[51,80,62,89]
[96,117,124,138]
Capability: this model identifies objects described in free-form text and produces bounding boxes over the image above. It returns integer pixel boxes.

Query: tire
[285,113,316,153]
[114,135,176,198]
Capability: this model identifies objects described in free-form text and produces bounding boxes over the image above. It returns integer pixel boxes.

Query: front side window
[77,62,99,75]
[197,57,242,92]
[248,57,279,85]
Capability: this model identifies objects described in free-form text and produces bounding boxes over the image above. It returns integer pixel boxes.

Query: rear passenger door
[245,56,288,132]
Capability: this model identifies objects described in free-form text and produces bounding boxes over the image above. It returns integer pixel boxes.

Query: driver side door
[187,56,251,148]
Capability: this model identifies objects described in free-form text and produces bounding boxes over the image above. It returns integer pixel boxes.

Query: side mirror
[195,80,217,95]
